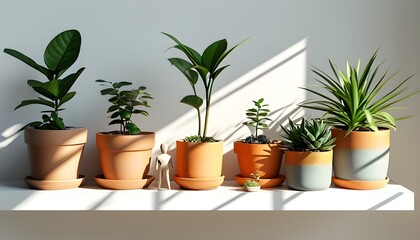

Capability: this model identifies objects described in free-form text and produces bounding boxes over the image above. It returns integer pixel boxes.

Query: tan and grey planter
[285,150,333,191]
[331,128,390,190]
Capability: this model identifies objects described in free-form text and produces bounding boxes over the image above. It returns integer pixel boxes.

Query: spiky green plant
[304,119,335,151]
[242,98,271,144]
[163,32,248,142]
[281,118,335,152]
[281,118,307,151]
[300,49,418,134]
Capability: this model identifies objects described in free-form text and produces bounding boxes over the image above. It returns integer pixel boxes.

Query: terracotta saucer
[235,174,286,188]
[24,175,85,190]
[174,175,225,190]
[332,177,389,190]
[94,174,154,190]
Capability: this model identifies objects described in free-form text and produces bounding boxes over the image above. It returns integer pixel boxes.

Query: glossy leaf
[3,48,52,79]
[180,95,203,110]
[44,29,81,76]
[202,39,227,72]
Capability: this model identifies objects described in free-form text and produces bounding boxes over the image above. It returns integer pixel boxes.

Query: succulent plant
[242,98,271,144]
[281,118,335,152]
[304,119,335,151]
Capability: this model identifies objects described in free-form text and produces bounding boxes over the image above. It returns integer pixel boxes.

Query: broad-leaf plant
[95,80,152,135]
[163,32,247,142]
[4,29,85,130]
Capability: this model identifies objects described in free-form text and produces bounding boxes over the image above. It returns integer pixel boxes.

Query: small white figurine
[155,143,173,190]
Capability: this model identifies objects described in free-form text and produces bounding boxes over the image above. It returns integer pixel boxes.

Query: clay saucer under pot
[94,175,154,190]
[174,175,225,190]
[332,177,389,190]
[24,175,85,190]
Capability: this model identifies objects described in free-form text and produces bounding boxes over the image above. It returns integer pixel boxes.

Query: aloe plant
[163,32,247,142]
[4,29,85,130]
[281,118,335,152]
[300,49,418,134]
[242,98,271,144]
[95,80,152,135]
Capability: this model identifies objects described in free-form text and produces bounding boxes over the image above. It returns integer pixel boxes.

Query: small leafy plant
[4,29,85,130]
[163,32,247,142]
[95,80,152,135]
[242,98,271,144]
[243,173,260,187]
[300,49,418,134]
[281,118,335,152]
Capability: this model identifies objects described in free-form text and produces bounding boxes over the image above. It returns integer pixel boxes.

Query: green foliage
[163,32,248,141]
[243,180,260,187]
[300,49,418,134]
[281,118,335,152]
[95,80,152,135]
[242,98,271,144]
[4,29,84,130]
[183,135,217,143]
[243,173,260,187]
[304,119,335,151]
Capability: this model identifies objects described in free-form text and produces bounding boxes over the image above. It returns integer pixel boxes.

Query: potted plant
[243,173,261,192]
[281,118,335,191]
[234,98,285,188]
[163,32,247,190]
[300,50,418,189]
[94,80,155,190]
[3,29,87,190]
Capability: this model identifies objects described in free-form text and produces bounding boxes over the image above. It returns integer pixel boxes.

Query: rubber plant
[4,29,85,130]
[300,49,418,189]
[3,29,87,189]
[163,32,247,142]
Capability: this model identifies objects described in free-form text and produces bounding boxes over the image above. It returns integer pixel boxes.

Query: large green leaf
[15,99,55,110]
[58,67,85,99]
[180,95,203,110]
[168,58,198,85]
[44,29,81,76]
[202,39,227,73]
[33,79,61,100]
[162,32,201,65]
[4,48,53,79]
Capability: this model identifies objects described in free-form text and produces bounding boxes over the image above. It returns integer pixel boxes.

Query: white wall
[0,0,419,239]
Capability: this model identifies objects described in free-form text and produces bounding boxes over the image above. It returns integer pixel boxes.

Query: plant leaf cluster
[300,49,418,134]
[4,29,85,130]
[183,135,217,143]
[96,80,152,135]
[163,32,247,141]
[242,98,271,144]
[281,118,335,152]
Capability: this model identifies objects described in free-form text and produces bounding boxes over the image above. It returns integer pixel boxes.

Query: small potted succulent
[163,32,247,190]
[243,173,261,192]
[281,118,335,191]
[234,98,284,188]
[94,80,155,190]
[3,29,87,190]
[300,50,418,189]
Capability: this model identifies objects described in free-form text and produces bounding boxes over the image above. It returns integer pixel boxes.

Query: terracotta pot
[24,127,88,181]
[285,150,333,191]
[332,128,390,182]
[96,132,155,180]
[176,140,223,178]
[234,141,283,179]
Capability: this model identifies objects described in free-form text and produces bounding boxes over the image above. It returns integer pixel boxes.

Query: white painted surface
[0,181,413,211]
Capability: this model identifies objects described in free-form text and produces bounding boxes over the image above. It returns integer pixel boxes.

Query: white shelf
[0,180,413,211]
